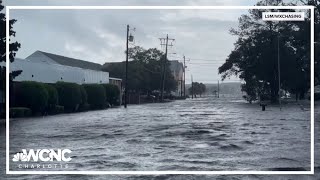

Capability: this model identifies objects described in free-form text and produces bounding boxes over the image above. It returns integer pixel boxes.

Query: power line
[189,62,226,64]
[188,58,227,61]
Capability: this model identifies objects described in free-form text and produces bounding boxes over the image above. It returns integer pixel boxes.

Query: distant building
[169,60,184,96]
[103,60,184,96]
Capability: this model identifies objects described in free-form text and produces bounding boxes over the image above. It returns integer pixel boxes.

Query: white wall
[2,58,109,84]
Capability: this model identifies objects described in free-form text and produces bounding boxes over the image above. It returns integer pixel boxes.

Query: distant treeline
[186,82,242,96]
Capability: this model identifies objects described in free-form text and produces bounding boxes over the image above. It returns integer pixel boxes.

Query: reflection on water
[1,96,319,179]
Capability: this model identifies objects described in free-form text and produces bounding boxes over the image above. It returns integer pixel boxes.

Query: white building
[10,51,110,84]
[0,51,124,105]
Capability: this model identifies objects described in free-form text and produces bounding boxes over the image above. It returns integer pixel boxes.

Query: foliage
[9,107,32,118]
[83,84,106,109]
[48,105,64,115]
[103,84,120,106]
[55,82,81,112]
[79,85,88,105]
[188,82,206,97]
[310,0,320,85]
[43,83,59,108]
[0,0,22,91]
[15,81,48,113]
[218,0,314,102]
[78,103,90,112]
[102,46,177,94]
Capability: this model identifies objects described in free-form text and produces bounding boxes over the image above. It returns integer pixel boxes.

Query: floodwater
[1,96,319,179]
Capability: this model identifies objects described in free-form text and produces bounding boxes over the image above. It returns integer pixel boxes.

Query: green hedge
[15,81,48,113]
[103,84,120,106]
[43,84,59,108]
[83,84,106,109]
[55,82,82,112]
[78,103,90,112]
[79,85,88,105]
[10,107,32,118]
[48,105,64,115]
[10,81,121,117]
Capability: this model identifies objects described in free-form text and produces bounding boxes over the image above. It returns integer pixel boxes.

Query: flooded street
[3,96,315,172]
[1,96,320,179]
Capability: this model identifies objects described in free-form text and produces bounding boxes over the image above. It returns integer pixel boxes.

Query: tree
[304,0,320,85]
[102,46,177,95]
[189,82,206,97]
[0,0,21,108]
[219,0,311,102]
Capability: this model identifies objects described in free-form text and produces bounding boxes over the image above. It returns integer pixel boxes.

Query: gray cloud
[7,0,258,83]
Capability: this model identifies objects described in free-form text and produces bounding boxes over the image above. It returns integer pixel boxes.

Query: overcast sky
[5,0,260,84]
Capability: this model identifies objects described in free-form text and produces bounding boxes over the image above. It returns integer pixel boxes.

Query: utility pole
[218,80,220,98]
[183,55,186,97]
[278,34,281,111]
[191,75,194,99]
[124,25,135,108]
[159,34,174,102]
[124,25,129,108]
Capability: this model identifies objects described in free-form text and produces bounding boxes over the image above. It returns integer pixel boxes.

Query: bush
[43,84,59,108]
[79,85,87,105]
[78,103,90,112]
[48,105,64,115]
[15,81,48,113]
[10,107,32,118]
[83,84,106,109]
[55,82,81,112]
[0,103,4,119]
[103,84,120,106]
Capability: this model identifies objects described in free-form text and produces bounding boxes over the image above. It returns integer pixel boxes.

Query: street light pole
[124,25,129,108]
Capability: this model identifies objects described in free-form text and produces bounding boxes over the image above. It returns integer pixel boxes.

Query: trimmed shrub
[55,82,81,112]
[15,81,48,113]
[78,103,90,112]
[79,85,88,105]
[0,103,4,119]
[10,107,32,118]
[103,84,120,106]
[43,84,59,108]
[48,105,64,115]
[83,84,106,109]
[316,93,320,100]
[78,85,89,111]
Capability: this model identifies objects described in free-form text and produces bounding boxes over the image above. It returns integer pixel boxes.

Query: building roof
[36,51,103,71]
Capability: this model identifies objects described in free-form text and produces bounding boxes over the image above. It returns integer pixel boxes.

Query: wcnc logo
[12,149,72,162]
